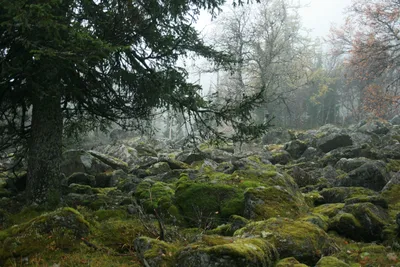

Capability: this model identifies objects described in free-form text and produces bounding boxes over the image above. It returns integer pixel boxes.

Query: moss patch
[174,181,244,227]
[0,208,89,262]
[234,218,337,265]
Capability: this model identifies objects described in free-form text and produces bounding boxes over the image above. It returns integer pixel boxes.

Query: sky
[190,0,353,93]
[298,0,352,38]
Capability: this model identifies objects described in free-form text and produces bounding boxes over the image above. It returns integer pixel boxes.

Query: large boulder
[0,208,89,262]
[316,256,350,267]
[319,187,378,204]
[335,161,390,191]
[174,179,244,227]
[316,132,353,153]
[243,185,308,220]
[357,119,391,135]
[96,143,139,165]
[135,180,176,215]
[61,150,112,177]
[284,140,308,159]
[390,115,400,125]
[235,218,338,266]
[176,151,207,164]
[134,236,178,267]
[88,150,128,171]
[262,128,291,145]
[66,172,95,186]
[177,236,278,267]
[335,157,372,172]
[329,202,390,241]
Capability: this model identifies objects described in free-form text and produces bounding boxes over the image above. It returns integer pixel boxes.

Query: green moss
[312,203,344,218]
[92,218,154,253]
[329,213,363,240]
[316,256,349,266]
[207,238,278,265]
[276,257,308,267]
[7,206,45,226]
[235,218,337,266]
[0,208,89,261]
[244,186,308,220]
[386,159,400,172]
[300,213,329,231]
[135,236,178,267]
[361,245,386,253]
[69,183,94,194]
[93,209,127,222]
[304,191,324,207]
[136,181,175,214]
[174,181,244,227]
[179,236,278,266]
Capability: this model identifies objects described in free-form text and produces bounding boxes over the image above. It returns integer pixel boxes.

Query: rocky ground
[1,118,400,266]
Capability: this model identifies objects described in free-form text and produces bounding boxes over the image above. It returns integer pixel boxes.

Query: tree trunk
[26,87,63,207]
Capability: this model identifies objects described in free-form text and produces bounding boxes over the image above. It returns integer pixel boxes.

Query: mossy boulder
[174,180,244,227]
[135,180,176,216]
[315,256,349,267]
[176,151,207,164]
[344,195,388,208]
[91,218,152,252]
[61,150,112,177]
[290,166,318,188]
[134,236,178,267]
[316,131,352,153]
[159,157,189,170]
[312,203,345,218]
[146,162,171,176]
[177,235,278,267]
[319,187,377,204]
[270,150,291,165]
[94,172,114,187]
[329,202,390,241]
[275,257,308,267]
[300,214,330,231]
[0,208,89,262]
[68,183,94,195]
[243,185,308,220]
[235,218,338,265]
[66,172,96,186]
[88,150,129,171]
[335,157,372,172]
[303,191,324,207]
[336,161,390,191]
[284,140,308,159]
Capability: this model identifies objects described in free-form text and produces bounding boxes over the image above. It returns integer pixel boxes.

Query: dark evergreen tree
[0,0,265,206]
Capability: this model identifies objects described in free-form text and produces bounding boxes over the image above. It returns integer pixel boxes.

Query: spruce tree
[0,0,264,206]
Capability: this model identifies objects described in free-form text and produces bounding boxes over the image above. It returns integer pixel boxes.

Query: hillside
[1,118,400,266]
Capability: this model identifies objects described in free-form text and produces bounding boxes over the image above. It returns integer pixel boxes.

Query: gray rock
[284,140,308,159]
[357,120,390,135]
[134,236,177,267]
[336,161,390,191]
[66,172,95,186]
[301,147,320,160]
[329,202,390,241]
[61,150,112,177]
[317,132,353,153]
[176,151,207,164]
[390,115,400,125]
[210,149,234,163]
[335,157,372,172]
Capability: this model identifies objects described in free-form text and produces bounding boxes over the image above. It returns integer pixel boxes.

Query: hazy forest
[1,0,400,266]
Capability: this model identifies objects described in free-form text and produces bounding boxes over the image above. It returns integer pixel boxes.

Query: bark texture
[27,88,63,206]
